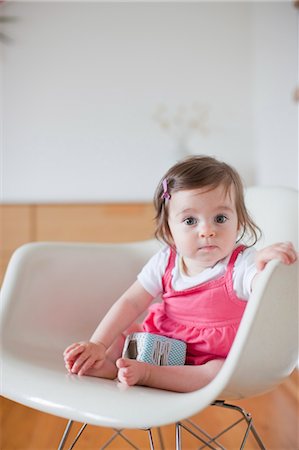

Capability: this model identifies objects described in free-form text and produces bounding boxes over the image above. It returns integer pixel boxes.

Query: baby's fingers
[71,353,94,375]
[65,359,75,373]
[63,342,82,356]
[275,242,297,264]
[77,358,101,376]
[285,243,298,262]
[64,343,86,361]
[256,242,298,271]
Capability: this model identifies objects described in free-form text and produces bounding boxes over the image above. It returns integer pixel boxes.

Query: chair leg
[176,423,182,450]
[157,427,165,450]
[58,422,160,450]
[57,421,87,450]
[147,428,155,450]
[176,401,266,450]
[101,429,139,449]
[57,420,73,450]
[176,421,218,450]
[212,401,266,450]
[100,428,158,449]
[183,418,226,449]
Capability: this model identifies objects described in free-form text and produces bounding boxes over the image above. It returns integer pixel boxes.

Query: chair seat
[2,344,219,429]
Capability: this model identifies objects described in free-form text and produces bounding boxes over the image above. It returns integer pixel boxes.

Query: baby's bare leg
[116,358,224,392]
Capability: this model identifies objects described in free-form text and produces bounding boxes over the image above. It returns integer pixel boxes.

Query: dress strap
[227,245,247,272]
[162,245,247,293]
[161,247,176,292]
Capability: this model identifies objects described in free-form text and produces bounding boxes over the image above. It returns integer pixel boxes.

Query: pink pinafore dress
[142,245,247,365]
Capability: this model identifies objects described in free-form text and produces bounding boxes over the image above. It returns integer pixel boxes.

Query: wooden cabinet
[0,205,34,284]
[0,203,155,284]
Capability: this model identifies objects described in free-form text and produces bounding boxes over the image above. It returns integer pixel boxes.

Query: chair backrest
[1,240,161,354]
[220,258,298,399]
[244,186,298,249]
[218,185,299,398]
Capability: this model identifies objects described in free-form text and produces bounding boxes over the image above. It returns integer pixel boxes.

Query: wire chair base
[176,400,266,450]
[57,401,266,450]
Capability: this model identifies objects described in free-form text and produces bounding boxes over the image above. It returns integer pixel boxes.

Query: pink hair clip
[161,178,171,200]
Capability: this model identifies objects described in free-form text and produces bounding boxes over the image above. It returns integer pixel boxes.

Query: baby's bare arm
[63,280,153,376]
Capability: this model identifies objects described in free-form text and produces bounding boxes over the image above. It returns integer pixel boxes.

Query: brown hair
[153,155,261,247]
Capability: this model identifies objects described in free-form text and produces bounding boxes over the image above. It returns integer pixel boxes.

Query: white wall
[252,2,298,187]
[1,2,298,203]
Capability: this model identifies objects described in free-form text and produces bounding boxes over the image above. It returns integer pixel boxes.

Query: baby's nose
[199,225,216,238]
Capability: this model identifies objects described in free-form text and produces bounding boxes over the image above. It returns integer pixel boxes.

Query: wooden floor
[1,370,298,450]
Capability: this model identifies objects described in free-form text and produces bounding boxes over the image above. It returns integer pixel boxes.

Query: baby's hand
[255,242,298,271]
[63,341,107,376]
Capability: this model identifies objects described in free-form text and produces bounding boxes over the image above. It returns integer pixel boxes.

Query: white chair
[1,186,298,450]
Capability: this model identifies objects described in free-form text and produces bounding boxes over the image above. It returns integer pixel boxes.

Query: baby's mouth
[199,245,217,251]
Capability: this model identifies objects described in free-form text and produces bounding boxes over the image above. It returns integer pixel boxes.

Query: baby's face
[167,184,240,276]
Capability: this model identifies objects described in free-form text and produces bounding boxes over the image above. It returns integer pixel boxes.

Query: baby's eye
[183,217,198,226]
[215,214,228,224]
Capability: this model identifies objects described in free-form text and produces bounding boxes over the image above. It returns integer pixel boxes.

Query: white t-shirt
[137,246,257,301]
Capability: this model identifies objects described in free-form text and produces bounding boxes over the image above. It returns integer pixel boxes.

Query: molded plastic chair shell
[1,186,298,431]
